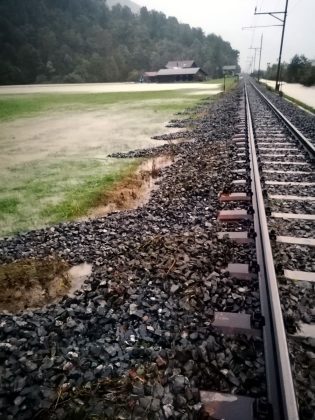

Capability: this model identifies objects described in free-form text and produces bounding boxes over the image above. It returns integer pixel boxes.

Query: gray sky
[135,0,315,71]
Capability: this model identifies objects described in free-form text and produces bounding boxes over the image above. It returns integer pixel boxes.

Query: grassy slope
[0,88,216,237]
[0,158,139,236]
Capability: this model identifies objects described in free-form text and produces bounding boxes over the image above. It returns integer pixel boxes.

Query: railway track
[0,82,313,420]
[202,81,314,419]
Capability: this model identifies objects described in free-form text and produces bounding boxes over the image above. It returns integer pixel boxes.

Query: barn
[143,71,158,82]
[165,60,198,69]
[155,67,207,82]
[143,60,207,83]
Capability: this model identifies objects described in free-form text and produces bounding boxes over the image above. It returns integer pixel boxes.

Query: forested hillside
[0,0,239,85]
[106,0,140,14]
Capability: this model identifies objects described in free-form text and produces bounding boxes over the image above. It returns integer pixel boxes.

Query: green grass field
[0,88,218,121]
[204,76,238,91]
[0,83,224,237]
[0,158,140,236]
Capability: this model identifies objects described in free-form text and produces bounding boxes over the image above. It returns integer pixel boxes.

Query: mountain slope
[106,0,140,13]
[0,0,239,85]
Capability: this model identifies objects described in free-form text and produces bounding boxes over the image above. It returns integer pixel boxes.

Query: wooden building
[143,60,207,83]
[143,71,158,82]
[155,67,206,82]
[165,60,198,69]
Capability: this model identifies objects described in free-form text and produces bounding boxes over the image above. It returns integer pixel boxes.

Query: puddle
[87,155,173,219]
[0,258,92,313]
[68,262,92,296]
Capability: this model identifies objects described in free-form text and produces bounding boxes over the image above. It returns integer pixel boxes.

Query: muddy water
[138,155,174,172]
[261,79,315,108]
[68,263,92,296]
[0,154,173,312]
[87,155,174,219]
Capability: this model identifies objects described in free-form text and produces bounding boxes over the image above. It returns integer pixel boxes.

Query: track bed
[0,81,314,419]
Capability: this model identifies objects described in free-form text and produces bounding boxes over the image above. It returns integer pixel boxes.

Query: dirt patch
[87,155,173,219]
[0,258,92,313]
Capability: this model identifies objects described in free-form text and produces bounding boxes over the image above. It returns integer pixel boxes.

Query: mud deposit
[0,259,92,313]
[87,156,173,219]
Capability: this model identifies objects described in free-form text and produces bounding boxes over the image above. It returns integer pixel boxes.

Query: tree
[265,55,315,86]
[17,43,42,83]
[0,0,240,85]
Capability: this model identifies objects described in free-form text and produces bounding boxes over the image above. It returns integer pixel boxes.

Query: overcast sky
[135,0,315,71]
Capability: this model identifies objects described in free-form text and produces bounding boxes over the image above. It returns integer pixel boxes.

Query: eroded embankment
[0,84,313,420]
[86,155,174,219]
[0,89,265,420]
[0,258,92,313]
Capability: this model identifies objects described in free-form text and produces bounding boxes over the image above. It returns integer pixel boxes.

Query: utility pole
[250,56,255,74]
[245,56,253,75]
[242,26,277,78]
[248,35,263,81]
[249,47,260,75]
[275,0,289,91]
[257,34,263,82]
[254,0,289,91]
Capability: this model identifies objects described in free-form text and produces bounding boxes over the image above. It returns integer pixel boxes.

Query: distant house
[143,72,159,82]
[222,65,237,76]
[156,67,206,82]
[165,60,197,69]
[143,60,207,83]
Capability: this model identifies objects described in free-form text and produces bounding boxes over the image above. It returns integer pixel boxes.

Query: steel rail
[245,83,299,420]
[250,81,315,158]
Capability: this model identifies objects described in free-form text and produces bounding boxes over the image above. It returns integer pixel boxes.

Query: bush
[63,73,84,83]
[127,70,141,82]
[35,74,47,83]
